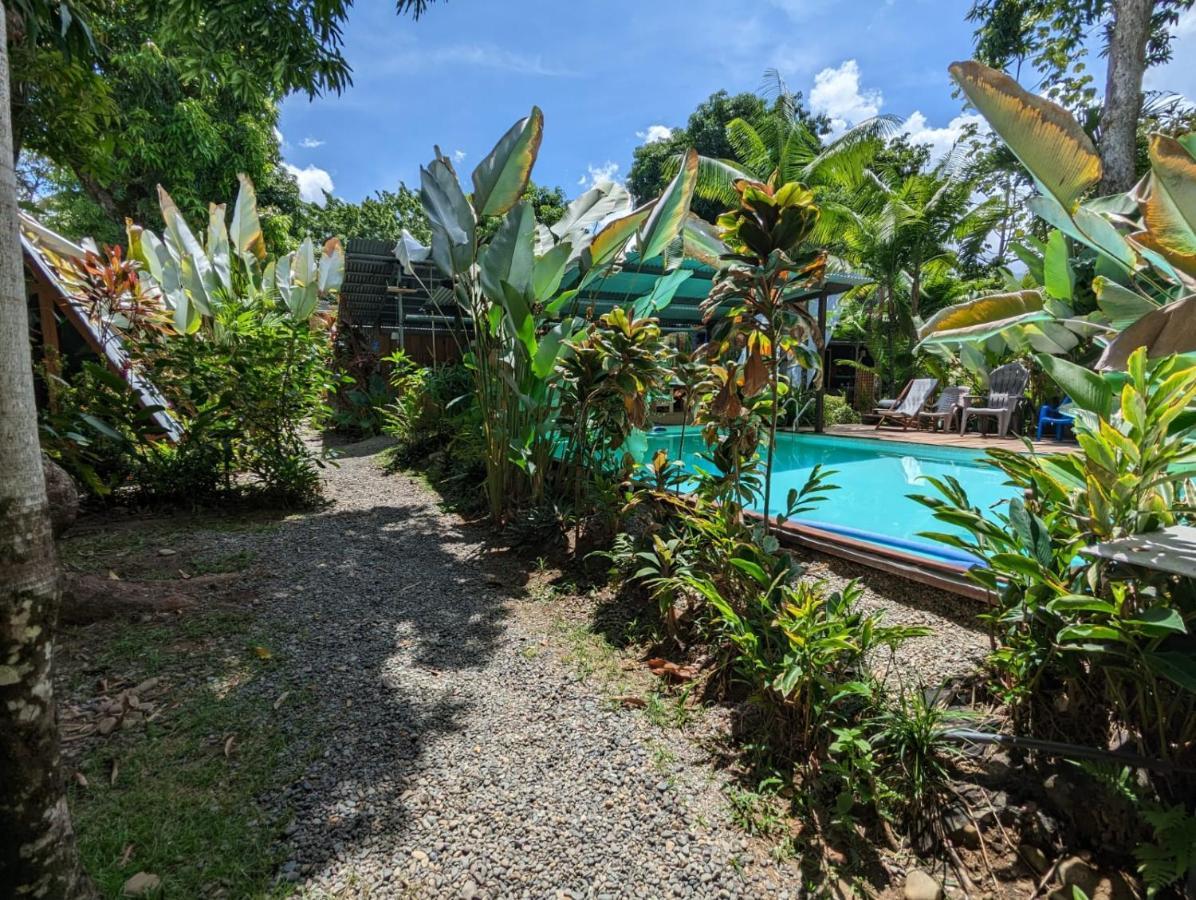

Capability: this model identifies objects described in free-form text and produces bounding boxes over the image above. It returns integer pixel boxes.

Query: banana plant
[410,108,699,523]
[919,61,1195,371]
[128,174,344,334]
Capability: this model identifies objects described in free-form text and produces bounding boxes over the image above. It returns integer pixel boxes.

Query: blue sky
[278,0,1196,205]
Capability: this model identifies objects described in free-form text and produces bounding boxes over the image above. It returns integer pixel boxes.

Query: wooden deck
[823,423,1059,452]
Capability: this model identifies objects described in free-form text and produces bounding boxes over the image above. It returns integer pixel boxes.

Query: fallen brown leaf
[110,758,120,787]
[273,691,291,710]
[223,735,236,757]
[74,771,88,789]
[118,844,135,867]
[611,695,647,709]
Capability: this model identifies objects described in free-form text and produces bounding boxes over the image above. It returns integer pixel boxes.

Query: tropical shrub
[34,176,343,505]
[702,178,826,516]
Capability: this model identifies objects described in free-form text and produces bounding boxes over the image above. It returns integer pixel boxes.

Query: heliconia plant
[919,61,1196,371]
[127,174,345,334]
[407,107,700,523]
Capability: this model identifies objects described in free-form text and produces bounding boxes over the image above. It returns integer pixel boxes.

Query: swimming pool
[632,427,1014,566]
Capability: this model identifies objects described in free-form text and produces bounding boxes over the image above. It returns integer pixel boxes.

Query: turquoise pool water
[631,427,1014,566]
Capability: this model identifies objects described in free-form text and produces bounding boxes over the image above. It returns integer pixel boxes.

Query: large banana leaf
[1135,135,1196,280]
[582,203,652,272]
[287,238,319,320]
[681,213,728,267]
[471,107,544,219]
[158,185,217,316]
[480,202,534,304]
[319,238,345,294]
[949,60,1100,212]
[206,203,231,292]
[421,159,475,276]
[1093,276,1160,330]
[232,174,267,268]
[1043,229,1073,300]
[1039,353,1115,417]
[1097,293,1196,370]
[918,289,1048,343]
[532,241,572,301]
[551,181,631,239]
[637,148,698,262]
[632,268,693,319]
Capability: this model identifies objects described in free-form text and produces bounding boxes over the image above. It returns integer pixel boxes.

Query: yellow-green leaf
[949,60,1100,211]
[918,289,1046,343]
[638,148,699,262]
[582,203,652,272]
[471,107,544,218]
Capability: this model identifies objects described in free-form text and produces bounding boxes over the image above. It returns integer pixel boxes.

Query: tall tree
[1,6,94,898]
[627,90,769,221]
[967,0,1194,193]
[2,3,439,896]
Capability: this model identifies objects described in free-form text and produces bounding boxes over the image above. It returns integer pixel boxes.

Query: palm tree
[687,70,899,237]
[832,155,1001,393]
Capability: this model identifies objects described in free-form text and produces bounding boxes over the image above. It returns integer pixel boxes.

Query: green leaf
[500,280,536,355]
[1038,354,1114,417]
[1043,229,1074,300]
[1093,276,1159,330]
[1057,624,1124,643]
[531,320,577,379]
[632,268,693,319]
[1047,595,1117,615]
[206,202,231,292]
[948,60,1100,211]
[728,557,768,585]
[1125,607,1187,637]
[1144,650,1196,693]
[532,241,572,302]
[480,202,534,304]
[471,107,544,218]
[638,148,699,262]
[1137,134,1196,279]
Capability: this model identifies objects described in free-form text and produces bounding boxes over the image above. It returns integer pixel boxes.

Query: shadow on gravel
[252,478,536,884]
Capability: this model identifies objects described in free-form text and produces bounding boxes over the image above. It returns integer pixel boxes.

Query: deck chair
[917,386,967,433]
[959,363,1030,437]
[874,378,938,430]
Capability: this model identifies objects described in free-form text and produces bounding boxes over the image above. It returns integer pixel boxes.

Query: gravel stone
[220,440,803,898]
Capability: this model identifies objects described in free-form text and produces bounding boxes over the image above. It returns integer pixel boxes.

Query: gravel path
[227,440,803,899]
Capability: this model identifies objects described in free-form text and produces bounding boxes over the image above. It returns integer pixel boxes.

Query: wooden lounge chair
[874,378,938,430]
[959,363,1030,437]
[917,386,967,433]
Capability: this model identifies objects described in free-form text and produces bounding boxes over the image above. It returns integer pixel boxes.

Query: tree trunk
[1098,0,1153,195]
[0,6,94,897]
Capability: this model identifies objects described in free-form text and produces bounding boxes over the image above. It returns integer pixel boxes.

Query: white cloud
[285,163,334,205]
[299,137,325,149]
[636,124,675,144]
[810,59,883,135]
[578,161,621,188]
[453,149,467,163]
[900,111,987,160]
[273,126,287,149]
[383,42,575,77]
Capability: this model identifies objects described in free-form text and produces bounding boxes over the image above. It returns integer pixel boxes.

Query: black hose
[940,728,1196,775]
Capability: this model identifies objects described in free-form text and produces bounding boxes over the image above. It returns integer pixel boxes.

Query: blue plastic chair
[1037,397,1075,441]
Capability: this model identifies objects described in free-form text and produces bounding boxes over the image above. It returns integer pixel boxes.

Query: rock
[158,547,177,557]
[1019,843,1049,874]
[1057,856,1100,896]
[97,716,118,735]
[43,457,78,536]
[122,872,161,896]
[904,869,942,900]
